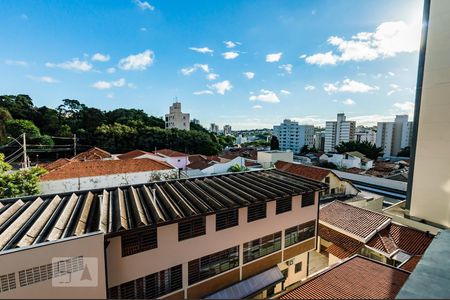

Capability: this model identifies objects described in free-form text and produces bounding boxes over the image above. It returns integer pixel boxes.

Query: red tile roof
[399,255,422,272]
[154,149,188,157]
[320,201,391,241]
[43,158,71,171]
[72,147,112,161]
[279,256,410,299]
[366,223,434,256]
[40,158,173,181]
[117,149,152,160]
[319,224,363,259]
[275,161,331,181]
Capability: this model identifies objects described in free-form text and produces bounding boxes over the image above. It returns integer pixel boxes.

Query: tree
[0,95,35,120]
[0,108,12,143]
[0,153,46,198]
[334,141,383,160]
[5,119,41,138]
[300,145,309,155]
[270,136,279,150]
[397,147,410,157]
[227,164,249,172]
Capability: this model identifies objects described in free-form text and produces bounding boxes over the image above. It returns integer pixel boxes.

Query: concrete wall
[105,193,318,290]
[409,0,450,228]
[0,233,106,299]
[202,156,246,175]
[40,169,178,194]
[257,151,293,168]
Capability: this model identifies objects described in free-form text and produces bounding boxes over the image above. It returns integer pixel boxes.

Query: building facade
[223,125,232,136]
[355,126,377,145]
[376,115,413,157]
[273,120,314,154]
[165,102,190,131]
[324,113,356,152]
[210,123,219,134]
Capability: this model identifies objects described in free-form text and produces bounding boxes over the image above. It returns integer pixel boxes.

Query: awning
[205,266,285,299]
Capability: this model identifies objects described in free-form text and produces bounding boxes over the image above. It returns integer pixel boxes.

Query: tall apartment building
[165,102,190,131]
[314,131,325,151]
[324,113,356,152]
[0,170,326,299]
[210,123,219,134]
[192,118,200,125]
[376,115,413,157]
[355,126,377,145]
[407,0,450,229]
[223,125,232,136]
[273,120,314,154]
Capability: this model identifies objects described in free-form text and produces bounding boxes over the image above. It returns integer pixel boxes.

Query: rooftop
[0,169,326,251]
[318,224,362,259]
[154,149,188,157]
[40,158,174,181]
[279,256,410,299]
[71,147,112,161]
[117,149,153,160]
[320,201,391,242]
[275,161,332,181]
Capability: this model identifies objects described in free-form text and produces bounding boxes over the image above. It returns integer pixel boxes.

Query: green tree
[0,153,46,198]
[0,94,35,120]
[334,141,383,160]
[300,145,309,155]
[0,108,12,143]
[270,135,279,150]
[5,119,41,138]
[227,164,249,172]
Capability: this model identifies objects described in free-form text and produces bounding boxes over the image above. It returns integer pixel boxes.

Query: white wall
[202,156,246,175]
[257,151,293,168]
[40,169,178,194]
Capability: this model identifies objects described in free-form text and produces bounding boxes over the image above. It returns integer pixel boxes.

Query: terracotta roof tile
[43,158,71,171]
[367,223,434,255]
[117,149,153,160]
[154,149,188,157]
[320,201,391,241]
[319,224,363,259]
[279,256,410,299]
[40,158,173,181]
[72,147,112,161]
[275,161,331,181]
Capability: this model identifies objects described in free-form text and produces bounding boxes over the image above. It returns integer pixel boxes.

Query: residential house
[0,169,327,299]
[278,255,410,299]
[257,150,293,169]
[153,149,190,169]
[320,151,373,170]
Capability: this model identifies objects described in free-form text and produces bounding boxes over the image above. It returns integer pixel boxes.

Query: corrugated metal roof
[0,169,326,251]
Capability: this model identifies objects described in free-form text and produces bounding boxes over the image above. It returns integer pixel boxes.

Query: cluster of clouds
[323,79,379,94]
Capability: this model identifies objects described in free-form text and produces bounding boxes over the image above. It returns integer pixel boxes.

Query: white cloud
[388,71,395,77]
[342,98,355,105]
[222,51,239,59]
[26,75,59,84]
[45,58,93,72]
[180,64,210,76]
[189,47,214,54]
[140,27,147,32]
[387,83,402,96]
[290,115,326,126]
[393,101,415,115]
[304,85,316,91]
[266,52,282,62]
[209,80,232,95]
[92,78,126,89]
[91,53,110,62]
[193,90,214,95]
[5,59,28,67]
[243,72,255,80]
[107,93,114,99]
[279,64,293,74]
[323,79,379,94]
[134,0,154,11]
[299,54,307,59]
[206,73,219,81]
[224,41,240,48]
[305,51,338,66]
[107,67,116,74]
[307,21,421,65]
[118,50,154,70]
[280,89,291,95]
[348,114,395,126]
[249,89,280,103]
[252,105,262,109]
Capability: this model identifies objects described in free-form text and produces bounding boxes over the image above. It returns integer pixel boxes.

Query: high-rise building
[376,115,412,157]
[192,118,200,125]
[314,131,325,151]
[210,123,219,134]
[165,101,190,130]
[324,113,356,152]
[273,120,314,153]
[355,126,377,145]
[223,125,232,135]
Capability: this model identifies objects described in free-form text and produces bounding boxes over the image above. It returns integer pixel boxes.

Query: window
[216,209,238,231]
[295,262,302,273]
[178,216,206,241]
[108,265,182,299]
[285,220,316,247]
[301,193,315,207]
[243,232,281,263]
[247,203,266,222]
[325,176,330,184]
[121,228,157,257]
[188,246,239,285]
[276,197,292,215]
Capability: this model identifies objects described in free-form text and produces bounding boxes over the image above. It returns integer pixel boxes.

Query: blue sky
[1,0,424,129]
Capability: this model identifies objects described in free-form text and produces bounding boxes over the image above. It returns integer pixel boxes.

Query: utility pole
[73,134,77,156]
[22,133,28,169]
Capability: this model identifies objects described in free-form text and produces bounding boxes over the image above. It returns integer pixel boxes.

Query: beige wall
[257,152,293,168]
[409,0,450,227]
[106,193,318,290]
[0,233,106,299]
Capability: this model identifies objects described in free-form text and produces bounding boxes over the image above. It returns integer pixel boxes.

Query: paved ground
[308,250,329,275]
